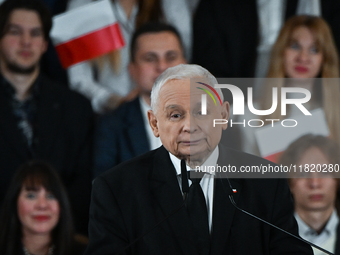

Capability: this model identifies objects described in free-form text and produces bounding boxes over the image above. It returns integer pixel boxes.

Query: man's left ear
[221,101,230,130]
[148,110,160,137]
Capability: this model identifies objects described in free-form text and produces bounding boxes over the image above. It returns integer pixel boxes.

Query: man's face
[0,9,47,74]
[290,147,338,213]
[148,79,229,165]
[129,31,186,95]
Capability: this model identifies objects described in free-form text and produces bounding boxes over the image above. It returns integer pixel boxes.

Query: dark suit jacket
[40,0,70,87]
[335,223,340,255]
[0,74,94,235]
[94,97,149,177]
[86,146,313,255]
[193,0,340,79]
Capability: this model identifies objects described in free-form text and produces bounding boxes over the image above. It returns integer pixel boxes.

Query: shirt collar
[0,72,41,100]
[295,209,339,237]
[139,96,150,114]
[0,72,16,97]
[113,1,138,28]
[169,146,219,176]
[325,210,339,234]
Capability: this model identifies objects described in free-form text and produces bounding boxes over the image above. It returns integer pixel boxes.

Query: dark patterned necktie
[181,160,210,254]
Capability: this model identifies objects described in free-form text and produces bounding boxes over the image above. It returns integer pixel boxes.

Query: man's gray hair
[150,64,223,113]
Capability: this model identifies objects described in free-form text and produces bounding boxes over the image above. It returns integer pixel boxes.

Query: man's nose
[308,177,321,189]
[156,59,169,73]
[20,32,32,46]
[183,116,198,133]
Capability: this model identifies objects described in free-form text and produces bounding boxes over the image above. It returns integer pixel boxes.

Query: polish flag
[50,0,125,69]
[255,108,329,163]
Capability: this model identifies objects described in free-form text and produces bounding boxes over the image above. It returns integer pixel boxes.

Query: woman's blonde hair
[261,15,340,145]
[267,15,339,78]
[92,50,121,75]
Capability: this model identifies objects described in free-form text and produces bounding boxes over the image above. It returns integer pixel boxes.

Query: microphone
[181,159,189,201]
[221,177,334,255]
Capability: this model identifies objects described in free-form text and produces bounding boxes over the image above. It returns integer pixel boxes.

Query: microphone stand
[221,177,334,255]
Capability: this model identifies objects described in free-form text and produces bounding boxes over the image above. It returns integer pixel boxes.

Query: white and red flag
[50,0,124,69]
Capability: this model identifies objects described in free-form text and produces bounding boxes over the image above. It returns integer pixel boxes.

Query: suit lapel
[335,223,340,255]
[210,177,242,254]
[125,98,150,156]
[149,146,244,254]
[0,85,32,159]
[210,146,243,254]
[150,147,199,254]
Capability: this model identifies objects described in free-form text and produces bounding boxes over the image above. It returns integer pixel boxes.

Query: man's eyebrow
[165,104,182,110]
[7,23,42,31]
[7,23,21,29]
[165,50,179,54]
[142,52,157,57]
[192,102,202,109]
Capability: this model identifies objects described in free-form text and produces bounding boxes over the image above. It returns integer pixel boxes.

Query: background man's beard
[6,62,36,74]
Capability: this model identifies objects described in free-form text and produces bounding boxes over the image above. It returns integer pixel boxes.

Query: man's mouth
[19,51,32,58]
[181,139,202,145]
[309,194,323,201]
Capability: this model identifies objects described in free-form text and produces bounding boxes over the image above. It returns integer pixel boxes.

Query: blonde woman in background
[67,0,193,113]
[239,15,340,155]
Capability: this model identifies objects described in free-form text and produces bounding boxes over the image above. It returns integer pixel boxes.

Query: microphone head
[180,159,189,193]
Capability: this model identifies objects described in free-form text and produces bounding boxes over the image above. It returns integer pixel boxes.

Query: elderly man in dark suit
[86,64,313,254]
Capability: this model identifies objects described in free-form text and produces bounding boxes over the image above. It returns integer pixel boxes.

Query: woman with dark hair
[0,161,86,255]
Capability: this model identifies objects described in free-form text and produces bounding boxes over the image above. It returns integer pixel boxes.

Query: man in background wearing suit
[86,64,313,254]
[93,22,186,177]
[0,0,93,235]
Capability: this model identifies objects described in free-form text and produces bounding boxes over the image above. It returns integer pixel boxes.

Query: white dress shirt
[295,210,339,255]
[169,146,219,232]
[296,0,321,16]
